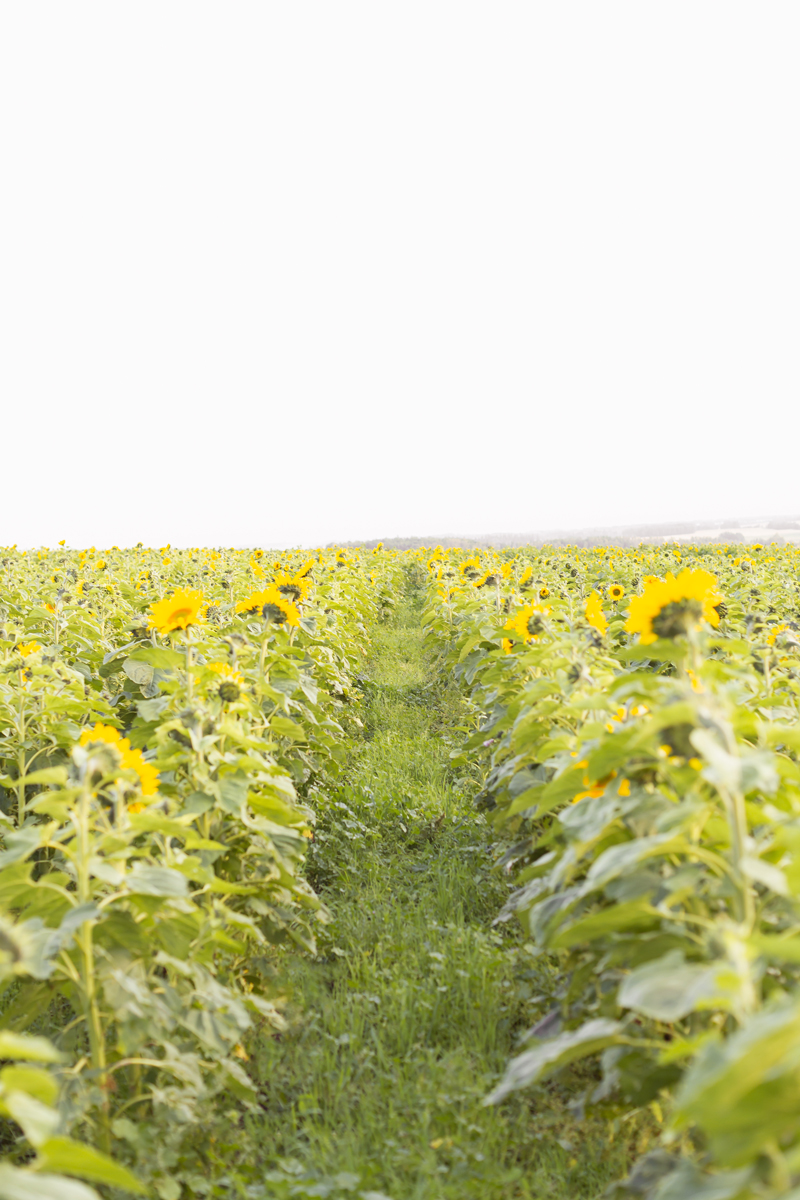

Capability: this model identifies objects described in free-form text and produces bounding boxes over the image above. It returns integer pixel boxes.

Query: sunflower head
[78,722,159,796]
[585,592,607,636]
[274,572,311,604]
[474,572,498,589]
[625,569,722,645]
[237,586,299,627]
[17,642,41,659]
[539,586,550,599]
[149,588,206,634]
[505,603,550,644]
[608,584,625,601]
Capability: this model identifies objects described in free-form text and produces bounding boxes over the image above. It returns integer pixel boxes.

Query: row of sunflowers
[0,543,401,1199]
[421,540,800,1200]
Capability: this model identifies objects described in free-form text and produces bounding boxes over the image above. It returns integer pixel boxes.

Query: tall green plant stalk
[17,679,26,826]
[75,779,110,1152]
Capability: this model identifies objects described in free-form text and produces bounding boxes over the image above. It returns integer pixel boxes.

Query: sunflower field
[4,538,800,1199]
[422,540,800,1199]
[0,543,400,1198]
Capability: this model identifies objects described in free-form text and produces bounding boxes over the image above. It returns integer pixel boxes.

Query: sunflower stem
[17,682,26,826]
[76,779,110,1151]
[185,636,194,700]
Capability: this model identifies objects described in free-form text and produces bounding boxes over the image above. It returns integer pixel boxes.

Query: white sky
[2,4,798,548]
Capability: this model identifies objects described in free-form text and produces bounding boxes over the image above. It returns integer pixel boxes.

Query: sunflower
[538,586,550,599]
[273,571,312,604]
[149,588,206,634]
[17,642,41,658]
[585,592,607,635]
[207,661,245,702]
[207,661,245,683]
[474,571,498,589]
[505,603,549,643]
[625,569,722,644]
[608,584,625,601]
[79,722,160,796]
[236,586,299,627]
[519,566,533,589]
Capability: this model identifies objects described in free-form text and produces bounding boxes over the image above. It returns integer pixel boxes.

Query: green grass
[234,586,639,1199]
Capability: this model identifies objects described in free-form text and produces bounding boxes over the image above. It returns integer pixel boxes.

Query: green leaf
[0,827,44,868]
[17,768,68,787]
[36,1138,146,1193]
[125,865,188,898]
[586,727,644,783]
[0,1032,63,1063]
[122,659,154,687]
[217,773,248,815]
[0,1164,100,1200]
[484,1019,624,1104]
[0,1067,58,1107]
[270,715,307,741]
[750,934,800,963]
[585,834,682,891]
[549,900,660,950]
[136,696,169,721]
[129,812,192,839]
[128,645,183,670]
[618,950,718,1022]
[674,1001,800,1166]
[3,1090,60,1146]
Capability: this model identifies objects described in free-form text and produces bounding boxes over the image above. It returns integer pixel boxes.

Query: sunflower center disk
[651,598,704,640]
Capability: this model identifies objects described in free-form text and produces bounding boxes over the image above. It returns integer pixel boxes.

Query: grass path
[246,582,631,1199]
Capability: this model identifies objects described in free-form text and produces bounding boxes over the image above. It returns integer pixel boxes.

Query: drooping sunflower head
[78,722,159,797]
[149,588,206,634]
[474,571,498,589]
[519,565,533,588]
[207,661,245,702]
[585,592,607,636]
[273,572,311,604]
[625,569,723,645]
[505,603,550,644]
[608,584,625,601]
[238,586,299,627]
[236,589,267,617]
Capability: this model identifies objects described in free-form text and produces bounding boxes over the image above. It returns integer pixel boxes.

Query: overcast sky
[2,4,798,548]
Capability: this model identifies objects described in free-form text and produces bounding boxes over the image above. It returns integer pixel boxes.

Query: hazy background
[1,3,798,549]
